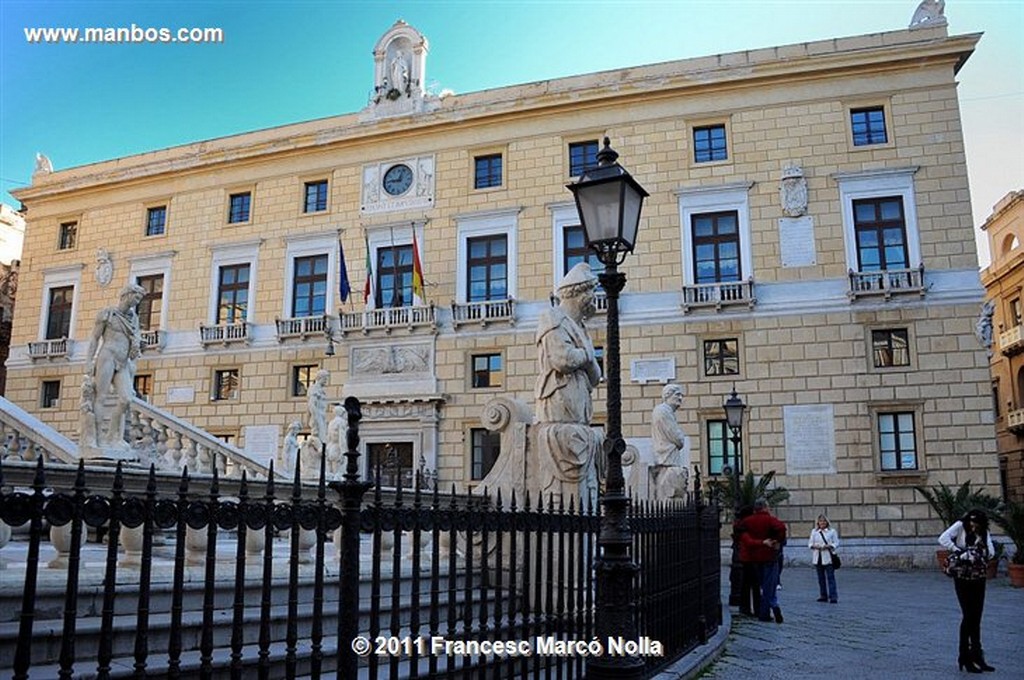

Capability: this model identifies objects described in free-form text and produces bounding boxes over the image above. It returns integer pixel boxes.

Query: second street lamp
[567,137,648,680]
[723,387,746,607]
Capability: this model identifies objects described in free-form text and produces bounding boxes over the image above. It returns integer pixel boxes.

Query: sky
[1,1,1021,266]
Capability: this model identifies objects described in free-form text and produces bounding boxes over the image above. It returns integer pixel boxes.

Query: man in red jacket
[737,499,787,623]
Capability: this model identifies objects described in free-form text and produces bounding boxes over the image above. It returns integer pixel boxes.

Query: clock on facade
[382,164,414,196]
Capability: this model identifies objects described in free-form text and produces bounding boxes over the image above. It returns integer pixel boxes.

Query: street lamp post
[567,137,648,680]
[723,387,746,607]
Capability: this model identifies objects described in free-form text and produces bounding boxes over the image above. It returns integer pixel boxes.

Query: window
[213,369,240,401]
[707,419,740,476]
[992,382,1000,419]
[692,211,740,284]
[850,106,887,146]
[568,140,598,177]
[368,442,413,488]
[467,235,507,302]
[693,124,727,163]
[292,364,318,397]
[878,412,917,471]
[376,245,413,308]
[134,373,153,401]
[292,254,328,317]
[1011,298,1022,327]
[136,274,164,331]
[228,192,251,223]
[472,353,503,388]
[58,221,77,250]
[704,339,739,376]
[471,428,501,480]
[146,206,167,237]
[563,225,604,279]
[304,180,328,213]
[41,380,61,408]
[872,329,910,368]
[213,432,236,445]
[216,264,250,324]
[594,346,604,375]
[853,197,908,271]
[474,154,503,189]
[46,285,74,339]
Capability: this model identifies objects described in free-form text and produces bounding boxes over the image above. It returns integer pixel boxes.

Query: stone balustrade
[0,395,78,464]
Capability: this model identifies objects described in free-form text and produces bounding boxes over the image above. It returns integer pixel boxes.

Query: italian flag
[412,230,425,306]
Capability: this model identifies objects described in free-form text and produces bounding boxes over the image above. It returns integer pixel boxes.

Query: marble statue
[33,152,53,176]
[80,283,146,460]
[533,262,603,500]
[280,420,302,473]
[650,384,691,500]
[909,0,946,29]
[389,48,410,95]
[306,369,330,444]
[326,405,345,479]
[780,164,808,218]
[975,300,995,356]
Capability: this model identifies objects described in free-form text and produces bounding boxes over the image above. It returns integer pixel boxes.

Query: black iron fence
[0,398,720,679]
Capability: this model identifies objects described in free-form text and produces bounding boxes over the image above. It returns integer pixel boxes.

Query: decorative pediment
[362,20,440,119]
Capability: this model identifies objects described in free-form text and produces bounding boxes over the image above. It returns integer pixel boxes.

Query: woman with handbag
[939,509,996,673]
[808,514,839,603]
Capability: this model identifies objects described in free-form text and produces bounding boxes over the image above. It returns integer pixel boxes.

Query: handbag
[943,544,987,580]
[819,530,841,569]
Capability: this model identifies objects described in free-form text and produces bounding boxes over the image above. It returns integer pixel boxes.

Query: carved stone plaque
[166,386,195,404]
[629,358,676,384]
[352,343,431,376]
[360,156,435,215]
[783,404,836,474]
[243,424,280,468]
[779,216,816,267]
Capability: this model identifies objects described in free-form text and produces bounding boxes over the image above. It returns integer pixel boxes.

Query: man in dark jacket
[737,499,787,623]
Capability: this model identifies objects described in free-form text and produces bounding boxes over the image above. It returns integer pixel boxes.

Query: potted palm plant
[994,500,1024,588]
[710,469,790,518]
[914,480,1004,569]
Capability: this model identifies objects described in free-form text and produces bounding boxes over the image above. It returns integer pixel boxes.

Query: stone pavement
[700,566,1024,679]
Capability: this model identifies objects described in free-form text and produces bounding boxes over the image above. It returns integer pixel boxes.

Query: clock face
[383,164,414,196]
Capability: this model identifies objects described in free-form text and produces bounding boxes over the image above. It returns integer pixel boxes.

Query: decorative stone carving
[388,48,410,97]
[352,343,430,375]
[365,20,437,117]
[80,283,146,461]
[360,157,435,215]
[326,405,344,480]
[306,369,330,444]
[909,0,946,29]
[95,248,114,287]
[650,384,691,500]
[33,152,53,177]
[280,420,302,474]
[975,300,995,356]
[780,164,808,218]
[533,263,602,500]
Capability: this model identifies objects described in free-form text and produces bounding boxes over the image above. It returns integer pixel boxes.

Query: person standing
[939,509,996,673]
[734,504,760,617]
[808,514,839,603]
[737,499,787,623]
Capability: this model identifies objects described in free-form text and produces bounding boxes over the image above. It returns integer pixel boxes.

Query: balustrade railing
[0,395,78,464]
[140,329,164,352]
[451,298,516,328]
[199,321,251,346]
[27,337,71,359]
[275,314,329,341]
[848,265,926,300]
[338,304,437,335]
[681,279,755,313]
[999,325,1024,356]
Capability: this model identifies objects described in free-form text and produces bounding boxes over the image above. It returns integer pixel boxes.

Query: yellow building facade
[8,21,996,563]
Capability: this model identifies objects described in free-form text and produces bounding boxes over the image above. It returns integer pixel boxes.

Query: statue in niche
[280,420,302,473]
[388,48,410,97]
[80,283,146,459]
[533,262,603,500]
[33,152,53,176]
[95,248,114,287]
[326,405,345,479]
[306,369,330,444]
[780,164,808,218]
[650,384,692,500]
[975,300,995,356]
[909,0,946,29]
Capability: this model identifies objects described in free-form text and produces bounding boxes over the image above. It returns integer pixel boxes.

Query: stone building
[6,18,996,563]
[0,204,24,394]
[980,190,1024,503]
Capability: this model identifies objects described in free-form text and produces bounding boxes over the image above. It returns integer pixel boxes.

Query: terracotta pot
[1009,563,1024,588]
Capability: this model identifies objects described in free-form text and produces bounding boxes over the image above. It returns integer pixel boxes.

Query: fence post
[694,467,707,645]
[330,396,372,680]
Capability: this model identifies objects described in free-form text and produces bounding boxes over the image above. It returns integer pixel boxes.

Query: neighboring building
[7,18,996,563]
[0,204,25,394]
[980,190,1024,503]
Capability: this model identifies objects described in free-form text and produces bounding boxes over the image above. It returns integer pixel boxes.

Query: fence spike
[495,488,503,511]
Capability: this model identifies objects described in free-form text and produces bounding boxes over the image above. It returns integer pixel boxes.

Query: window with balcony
[217,264,250,324]
[854,197,908,272]
[704,338,739,376]
[292,364,318,397]
[213,368,240,401]
[471,353,503,388]
[304,180,328,213]
[46,285,74,339]
[41,380,61,408]
[878,412,917,471]
[146,206,167,237]
[568,140,598,178]
[692,211,741,284]
[471,428,501,480]
[58,221,78,250]
[562,224,604,280]
[292,254,328,317]
[872,329,910,368]
[850,106,888,146]
[474,154,503,189]
[693,124,728,163]
[467,235,507,302]
[228,192,251,224]
[707,419,740,476]
[376,245,413,308]
[134,373,153,401]
[136,274,164,331]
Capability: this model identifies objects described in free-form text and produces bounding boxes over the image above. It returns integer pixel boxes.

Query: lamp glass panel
[577,181,623,244]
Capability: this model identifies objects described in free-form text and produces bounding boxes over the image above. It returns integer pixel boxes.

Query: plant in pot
[914,480,1004,570]
[994,500,1024,588]
[709,469,790,519]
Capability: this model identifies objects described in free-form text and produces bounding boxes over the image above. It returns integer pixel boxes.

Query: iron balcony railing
[338,304,437,336]
[848,265,926,300]
[27,337,70,359]
[451,298,516,328]
[199,321,252,346]
[681,279,756,313]
[275,314,329,341]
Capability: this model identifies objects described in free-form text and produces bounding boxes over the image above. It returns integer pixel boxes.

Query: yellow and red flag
[412,231,425,306]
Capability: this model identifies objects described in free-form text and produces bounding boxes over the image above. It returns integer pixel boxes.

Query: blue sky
[1,1,1021,264]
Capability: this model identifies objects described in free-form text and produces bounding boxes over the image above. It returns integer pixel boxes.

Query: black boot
[959,643,982,673]
[972,647,995,672]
